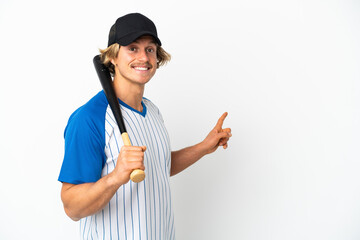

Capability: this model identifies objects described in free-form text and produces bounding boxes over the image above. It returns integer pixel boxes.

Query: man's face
[112,35,158,86]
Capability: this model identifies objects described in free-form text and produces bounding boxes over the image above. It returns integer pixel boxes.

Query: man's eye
[129,47,136,51]
[147,48,155,53]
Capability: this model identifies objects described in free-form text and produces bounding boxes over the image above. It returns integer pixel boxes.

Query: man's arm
[170,112,232,176]
[61,145,146,221]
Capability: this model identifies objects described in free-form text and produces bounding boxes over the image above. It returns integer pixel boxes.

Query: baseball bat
[93,55,145,183]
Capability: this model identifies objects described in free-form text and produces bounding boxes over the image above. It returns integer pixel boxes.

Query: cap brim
[117,31,162,46]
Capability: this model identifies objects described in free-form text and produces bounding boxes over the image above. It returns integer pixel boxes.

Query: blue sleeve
[58,91,108,184]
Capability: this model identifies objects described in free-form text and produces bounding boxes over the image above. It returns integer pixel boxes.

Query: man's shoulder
[142,97,159,110]
[82,90,108,114]
[66,91,108,129]
[142,97,165,122]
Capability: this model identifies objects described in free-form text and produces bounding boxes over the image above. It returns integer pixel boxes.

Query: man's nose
[137,49,149,62]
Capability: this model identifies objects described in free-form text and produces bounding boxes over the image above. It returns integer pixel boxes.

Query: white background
[0,0,359,239]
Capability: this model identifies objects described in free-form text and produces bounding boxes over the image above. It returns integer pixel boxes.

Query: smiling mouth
[133,66,150,71]
[132,64,152,71]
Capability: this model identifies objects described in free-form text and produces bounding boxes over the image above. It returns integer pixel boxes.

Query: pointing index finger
[215,112,228,130]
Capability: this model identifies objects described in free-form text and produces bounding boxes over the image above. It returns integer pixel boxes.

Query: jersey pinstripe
[59,91,175,240]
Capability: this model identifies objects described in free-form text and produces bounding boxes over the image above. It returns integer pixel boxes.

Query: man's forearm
[170,142,207,176]
[61,171,123,221]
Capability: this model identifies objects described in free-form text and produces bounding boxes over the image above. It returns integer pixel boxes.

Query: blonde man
[58,13,231,240]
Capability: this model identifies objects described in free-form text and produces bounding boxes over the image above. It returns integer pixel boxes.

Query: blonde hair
[99,43,171,75]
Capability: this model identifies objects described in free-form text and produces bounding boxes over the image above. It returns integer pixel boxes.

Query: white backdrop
[0,0,359,239]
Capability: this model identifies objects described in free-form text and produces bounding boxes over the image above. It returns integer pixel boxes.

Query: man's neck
[112,76,145,112]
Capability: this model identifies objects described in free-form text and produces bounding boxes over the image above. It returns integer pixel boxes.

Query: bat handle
[121,133,146,183]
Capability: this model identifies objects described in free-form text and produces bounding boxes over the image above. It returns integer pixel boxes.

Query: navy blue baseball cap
[108,13,162,47]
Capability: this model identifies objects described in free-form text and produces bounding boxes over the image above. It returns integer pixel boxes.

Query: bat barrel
[93,55,127,133]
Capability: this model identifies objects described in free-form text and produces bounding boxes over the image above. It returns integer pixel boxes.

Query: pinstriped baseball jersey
[58,91,175,239]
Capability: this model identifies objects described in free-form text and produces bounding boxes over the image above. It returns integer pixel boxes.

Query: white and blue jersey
[58,91,175,240]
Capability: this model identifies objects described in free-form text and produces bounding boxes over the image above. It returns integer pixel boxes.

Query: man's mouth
[132,65,151,71]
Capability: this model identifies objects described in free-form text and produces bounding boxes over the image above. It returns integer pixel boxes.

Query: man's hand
[201,112,232,155]
[170,112,232,176]
[61,145,147,220]
[112,145,146,185]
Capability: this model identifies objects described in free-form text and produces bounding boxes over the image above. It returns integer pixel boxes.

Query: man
[58,13,232,239]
